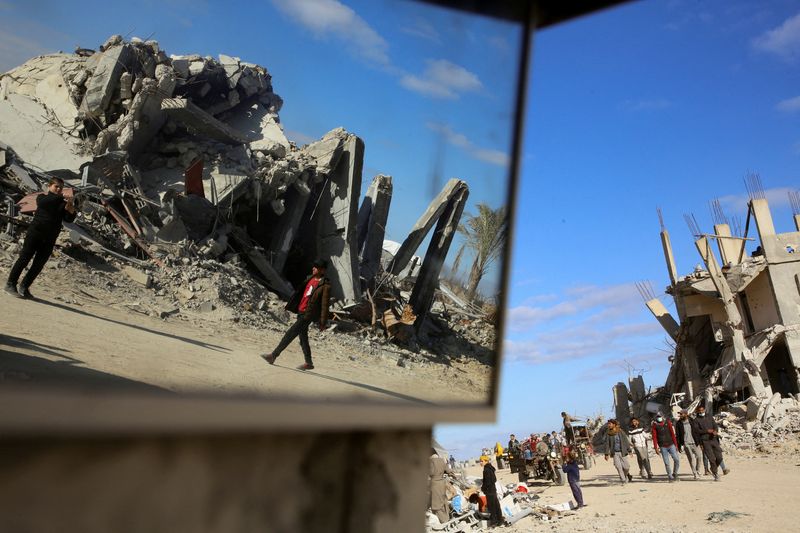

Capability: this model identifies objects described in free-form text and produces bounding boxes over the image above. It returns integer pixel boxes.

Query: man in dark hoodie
[480,455,504,528]
[651,413,680,482]
[5,177,76,299]
[692,404,726,481]
[262,259,331,370]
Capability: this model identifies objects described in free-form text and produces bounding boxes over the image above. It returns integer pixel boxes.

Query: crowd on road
[428,404,731,530]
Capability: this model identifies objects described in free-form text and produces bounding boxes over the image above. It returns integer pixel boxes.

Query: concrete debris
[0,35,497,358]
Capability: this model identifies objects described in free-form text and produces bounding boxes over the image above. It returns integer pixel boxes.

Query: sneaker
[704,470,711,476]
[4,284,20,297]
[647,473,653,480]
[713,474,720,482]
[668,477,674,483]
[627,473,633,482]
[722,468,730,475]
[17,285,32,299]
[693,474,698,480]
[297,363,315,370]
[674,475,680,482]
[261,353,275,365]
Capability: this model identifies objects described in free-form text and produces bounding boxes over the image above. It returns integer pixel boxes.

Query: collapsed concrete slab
[81,43,134,119]
[161,98,249,145]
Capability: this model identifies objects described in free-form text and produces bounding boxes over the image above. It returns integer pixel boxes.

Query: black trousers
[7,230,56,288]
[485,492,503,525]
[701,439,724,475]
[272,314,313,365]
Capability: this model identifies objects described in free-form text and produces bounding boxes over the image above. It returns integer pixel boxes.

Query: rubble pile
[716,393,800,453]
[0,35,496,359]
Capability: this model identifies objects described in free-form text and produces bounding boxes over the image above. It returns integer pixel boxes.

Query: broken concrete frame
[388,178,469,277]
[651,197,800,409]
[408,183,469,327]
[161,98,249,145]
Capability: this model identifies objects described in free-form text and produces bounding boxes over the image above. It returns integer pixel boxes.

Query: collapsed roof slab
[389,178,467,276]
[645,298,679,340]
[224,102,289,155]
[357,174,393,286]
[161,98,249,145]
[0,94,90,172]
[81,44,134,118]
[315,134,364,307]
[409,183,468,325]
[126,66,178,155]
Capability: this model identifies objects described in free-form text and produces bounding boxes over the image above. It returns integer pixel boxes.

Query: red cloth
[298,277,321,312]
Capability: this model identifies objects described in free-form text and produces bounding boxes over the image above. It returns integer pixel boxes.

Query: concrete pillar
[713,224,741,266]
[357,174,393,287]
[389,179,467,276]
[409,185,469,326]
[613,382,631,427]
[268,182,312,274]
[751,198,776,241]
[316,134,364,306]
[680,345,701,400]
[660,229,679,286]
[0,430,430,533]
[794,214,800,232]
[645,298,679,340]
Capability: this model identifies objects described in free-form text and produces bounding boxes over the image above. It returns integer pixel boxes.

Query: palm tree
[455,203,507,302]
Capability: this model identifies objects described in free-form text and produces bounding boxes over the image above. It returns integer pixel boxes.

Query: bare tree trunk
[465,254,483,302]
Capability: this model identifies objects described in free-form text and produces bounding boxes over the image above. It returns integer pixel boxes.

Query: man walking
[692,404,726,481]
[675,409,701,479]
[262,259,330,370]
[651,413,680,482]
[5,177,76,299]
[603,419,633,484]
[627,417,653,479]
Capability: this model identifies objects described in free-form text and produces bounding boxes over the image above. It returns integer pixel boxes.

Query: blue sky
[436,0,800,459]
[0,0,519,294]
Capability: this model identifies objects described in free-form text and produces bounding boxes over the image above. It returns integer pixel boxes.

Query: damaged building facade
[613,189,800,426]
[0,35,486,339]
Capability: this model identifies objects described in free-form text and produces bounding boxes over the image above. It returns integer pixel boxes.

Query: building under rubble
[613,191,800,426]
[0,35,488,339]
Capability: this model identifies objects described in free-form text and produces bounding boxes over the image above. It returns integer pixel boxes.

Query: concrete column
[409,185,469,326]
[268,182,312,274]
[713,224,741,266]
[357,174,393,287]
[316,134,364,306]
[660,229,679,286]
[794,214,800,232]
[645,298,679,340]
[680,345,702,400]
[751,198,776,241]
[613,382,631,427]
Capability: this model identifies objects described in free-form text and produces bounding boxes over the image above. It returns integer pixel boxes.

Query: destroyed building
[611,184,800,427]
[0,35,495,350]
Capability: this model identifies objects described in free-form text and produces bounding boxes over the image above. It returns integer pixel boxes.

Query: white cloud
[426,122,509,167]
[753,12,800,61]
[401,18,440,43]
[620,98,672,112]
[507,283,643,331]
[400,59,482,99]
[271,0,389,65]
[776,95,800,112]
[504,322,662,365]
[718,186,796,215]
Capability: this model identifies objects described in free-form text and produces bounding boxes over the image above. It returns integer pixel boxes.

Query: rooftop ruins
[0,35,497,358]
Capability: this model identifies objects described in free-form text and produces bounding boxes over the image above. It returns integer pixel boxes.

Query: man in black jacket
[262,259,331,370]
[692,404,726,481]
[480,456,504,528]
[5,177,76,299]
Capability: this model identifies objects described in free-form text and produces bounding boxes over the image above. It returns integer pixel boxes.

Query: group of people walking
[604,405,729,484]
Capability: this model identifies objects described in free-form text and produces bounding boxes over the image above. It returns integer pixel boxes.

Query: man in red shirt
[262,259,331,370]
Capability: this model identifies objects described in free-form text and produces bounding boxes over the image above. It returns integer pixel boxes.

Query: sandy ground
[463,444,800,532]
[0,269,490,404]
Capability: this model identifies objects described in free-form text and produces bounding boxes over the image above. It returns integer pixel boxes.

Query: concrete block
[123,266,152,288]
[81,44,134,118]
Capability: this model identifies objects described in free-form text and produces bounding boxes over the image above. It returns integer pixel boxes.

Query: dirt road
[465,445,800,532]
[0,281,488,404]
